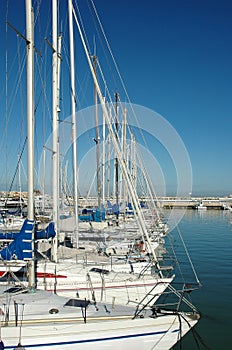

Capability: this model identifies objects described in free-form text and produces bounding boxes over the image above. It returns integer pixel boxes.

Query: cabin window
[90,267,109,275]
[64,299,90,308]
[3,286,27,294]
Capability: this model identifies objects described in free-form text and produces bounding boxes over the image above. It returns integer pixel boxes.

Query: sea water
[169,209,232,350]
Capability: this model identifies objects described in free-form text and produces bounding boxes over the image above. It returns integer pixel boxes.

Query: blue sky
[0,0,232,195]
[95,0,232,196]
[95,0,232,194]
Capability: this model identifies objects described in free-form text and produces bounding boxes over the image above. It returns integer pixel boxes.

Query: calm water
[168,209,232,350]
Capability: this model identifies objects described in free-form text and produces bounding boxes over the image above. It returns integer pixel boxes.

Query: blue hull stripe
[4,328,179,349]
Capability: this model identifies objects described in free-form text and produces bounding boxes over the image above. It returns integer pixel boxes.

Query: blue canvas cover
[0,219,34,260]
[36,222,56,239]
[0,219,56,261]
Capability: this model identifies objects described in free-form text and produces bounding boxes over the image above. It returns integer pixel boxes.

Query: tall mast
[68,0,79,248]
[107,128,111,199]
[93,55,101,210]
[25,0,35,288]
[18,154,22,213]
[122,108,127,209]
[131,134,137,192]
[114,92,119,226]
[102,99,106,206]
[72,9,162,270]
[51,0,59,262]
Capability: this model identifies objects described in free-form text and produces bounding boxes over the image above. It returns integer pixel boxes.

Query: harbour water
[169,209,232,349]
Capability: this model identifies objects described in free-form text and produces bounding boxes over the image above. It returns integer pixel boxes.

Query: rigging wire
[73,0,92,59]
[89,0,161,179]
[3,4,28,192]
[5,137,27,204]
[17,36,26,157]
[86,0,119,91]
[5,0,9,191]
[80,2,158,215]
[74,0,120,111]
[89,0,132,103]
[176,223,201,286]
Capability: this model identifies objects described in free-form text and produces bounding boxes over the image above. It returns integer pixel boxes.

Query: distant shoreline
[0,191,232,211]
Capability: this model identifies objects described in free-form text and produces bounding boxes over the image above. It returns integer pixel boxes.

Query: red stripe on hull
[36,272,67,279]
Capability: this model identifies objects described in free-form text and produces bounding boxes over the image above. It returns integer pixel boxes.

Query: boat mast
[51,0,59,262]
[18,154,22,214]
[102,100,106,206]
[93,55,102,211]
[68,0,79,248]
[114,92,119,226]
[25,0,35,288]
[122,107,127,213]
[72,9,162,269]
[131,134,137,192]
[106,126,111,199]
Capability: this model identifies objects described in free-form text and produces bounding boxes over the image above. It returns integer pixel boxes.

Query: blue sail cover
[112,204,119,216]
[0,219,34,261]
[79,208,106,222]
[0,232,17,240]
[36,222,56,239]
[106,200,113,213]
[0,219,56,261]
[93,208,106,222]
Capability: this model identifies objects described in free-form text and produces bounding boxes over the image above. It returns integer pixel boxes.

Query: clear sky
[0,0,231,197]
[94,0,232,197]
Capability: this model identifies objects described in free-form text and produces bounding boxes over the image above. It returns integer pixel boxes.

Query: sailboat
[0,1,200,349]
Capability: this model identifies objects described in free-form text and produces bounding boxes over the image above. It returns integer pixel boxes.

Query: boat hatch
[64,299,91,308]
[3,286,27,294]
[90,267,109,275]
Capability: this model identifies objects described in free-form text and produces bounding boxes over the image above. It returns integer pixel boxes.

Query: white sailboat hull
[36,260,173,306]
[2,312,199,350]
[0,286,200,350]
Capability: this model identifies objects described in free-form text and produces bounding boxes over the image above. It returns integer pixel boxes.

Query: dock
[78,196,232,210]
[157,197,232,210]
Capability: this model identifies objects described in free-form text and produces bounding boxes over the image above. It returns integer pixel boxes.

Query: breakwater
[157,197,232,209]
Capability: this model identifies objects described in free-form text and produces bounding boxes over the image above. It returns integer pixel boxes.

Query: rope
[176,224,201,286]
[149,313,178,350]
[177,313,183,350]
[179,313,211,350]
